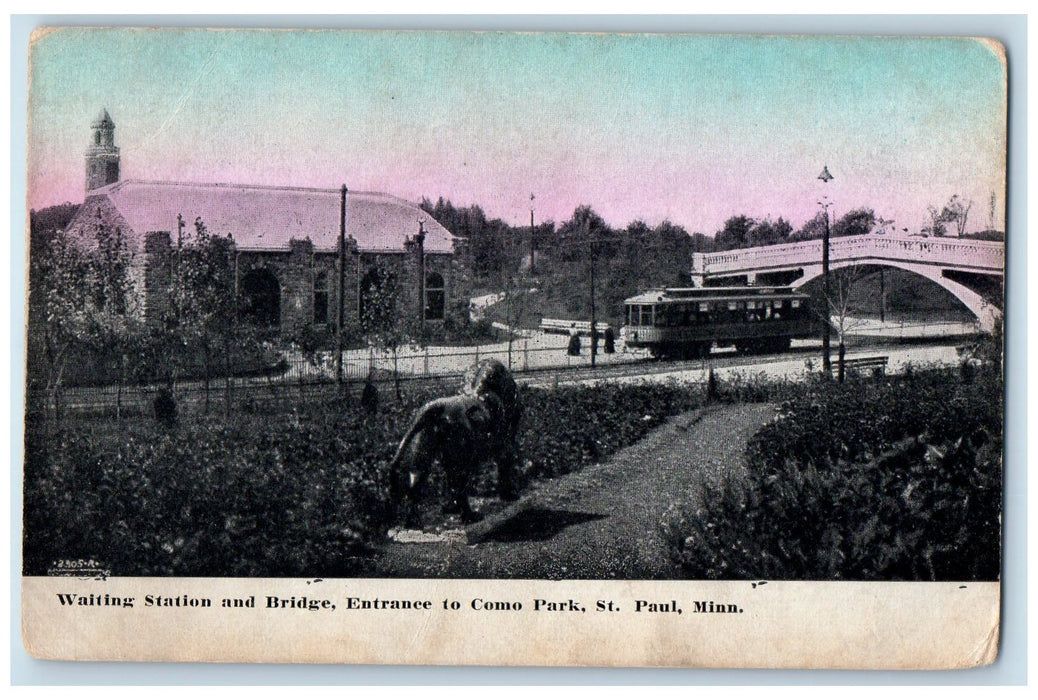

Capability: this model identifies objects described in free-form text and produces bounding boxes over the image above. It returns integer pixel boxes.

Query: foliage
[663,367,1003,580]
[520,381,702,479]
[27,224,139,417]
[791,207,876,242]
[23,404,401,577]
[940,194,974,238]
[24,380,706,576]
[715,215,793,250]
[924,204,949,237]
[29,202,80,252]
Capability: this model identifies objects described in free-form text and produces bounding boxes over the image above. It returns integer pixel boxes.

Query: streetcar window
[746,301,757,309]
[656,306,669,326]
[698,302,710,312]
[728,301,739,311]
[791,299,801,308]
[774,299,784,308]
[640,305,654,326]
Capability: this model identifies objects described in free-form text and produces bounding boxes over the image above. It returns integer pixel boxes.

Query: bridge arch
[790,258,1001,332]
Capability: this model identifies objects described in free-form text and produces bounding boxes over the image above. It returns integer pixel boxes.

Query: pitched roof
[92,108,113,128]
[80,180,455,254]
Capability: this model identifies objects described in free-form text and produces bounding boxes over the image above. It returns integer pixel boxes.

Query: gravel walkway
[362,402,777,579]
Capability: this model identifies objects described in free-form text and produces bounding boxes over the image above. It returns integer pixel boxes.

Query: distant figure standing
[361,375,379,414]
[567,323,581,356]
[603,325,615,354]
[153,387,177,429]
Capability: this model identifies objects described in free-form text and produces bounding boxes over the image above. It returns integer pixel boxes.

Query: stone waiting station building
[65,110,467,335]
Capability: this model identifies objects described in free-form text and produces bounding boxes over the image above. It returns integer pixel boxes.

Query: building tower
[85,108,120,192]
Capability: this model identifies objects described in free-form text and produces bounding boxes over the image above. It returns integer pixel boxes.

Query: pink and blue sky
[27,29,1006,235]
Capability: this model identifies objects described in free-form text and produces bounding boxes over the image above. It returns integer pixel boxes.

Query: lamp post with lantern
[818,165,833,376]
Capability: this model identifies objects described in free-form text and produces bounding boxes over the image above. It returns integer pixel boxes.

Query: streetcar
[622,286,815,359]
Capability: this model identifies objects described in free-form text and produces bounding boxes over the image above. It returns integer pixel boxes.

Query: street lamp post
[818,165,833,376]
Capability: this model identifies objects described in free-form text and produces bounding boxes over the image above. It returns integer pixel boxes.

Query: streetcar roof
[624,286,809,304]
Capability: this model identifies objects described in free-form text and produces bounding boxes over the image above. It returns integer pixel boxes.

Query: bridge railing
[693,234,1004,275]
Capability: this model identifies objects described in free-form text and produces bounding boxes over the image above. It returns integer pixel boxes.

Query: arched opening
[796,264,976,324]
[239,268,281,328]
[359,266,395,332]
[425,272,445,321]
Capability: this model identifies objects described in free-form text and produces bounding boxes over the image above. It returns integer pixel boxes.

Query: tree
[715,215,754,250]
[83,220,141,418]
[833,208,876,238]
[160,218,237,412]
[940,195,973,238]
[359,260,415,403]
[27,223,139,421]
[793,212,828,242]
[794,208,876,241]
[748,217,793,247]
[822,266,870,383]
[924,205,948,237]
[28,231,95,420]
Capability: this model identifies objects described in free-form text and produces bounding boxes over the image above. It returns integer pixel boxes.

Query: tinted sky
[27,28,1006,235]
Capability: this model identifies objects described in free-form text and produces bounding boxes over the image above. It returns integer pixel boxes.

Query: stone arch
[239,268,281,328]
[791,258,1001,332]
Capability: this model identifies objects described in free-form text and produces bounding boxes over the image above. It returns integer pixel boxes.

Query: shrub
[662,367,1003,581]
[24,379,706,576]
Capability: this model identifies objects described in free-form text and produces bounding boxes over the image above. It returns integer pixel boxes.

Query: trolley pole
[336,184,348,386]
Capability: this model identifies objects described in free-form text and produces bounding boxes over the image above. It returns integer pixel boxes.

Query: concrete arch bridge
[691,234,1004,332]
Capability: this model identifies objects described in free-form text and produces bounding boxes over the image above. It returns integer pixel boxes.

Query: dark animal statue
[461,358,522,499]
[389,359,522,525]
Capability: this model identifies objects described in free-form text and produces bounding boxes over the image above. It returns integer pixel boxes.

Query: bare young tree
[826,266,871,382]
[940,194,974,238]
[924,205,948,237]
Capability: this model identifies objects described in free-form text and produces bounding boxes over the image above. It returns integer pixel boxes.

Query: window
[313,272,329,325]
[640,305,654,326]
[425,272,445,321]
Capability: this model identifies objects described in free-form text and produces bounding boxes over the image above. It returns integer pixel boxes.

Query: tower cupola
[85,108,120,191]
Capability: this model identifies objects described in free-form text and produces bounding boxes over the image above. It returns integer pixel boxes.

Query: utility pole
[530,192,536,274]
[818,165,833,376]
[416,218,427,326]
[589,219,597,368]
[336,185,347,386]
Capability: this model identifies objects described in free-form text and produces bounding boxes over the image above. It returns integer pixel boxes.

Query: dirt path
[361,402,776,579]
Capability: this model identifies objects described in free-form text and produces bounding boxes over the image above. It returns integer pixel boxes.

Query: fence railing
[692,234,1005,276]
[26,317,980,419]
[25,339,651,419]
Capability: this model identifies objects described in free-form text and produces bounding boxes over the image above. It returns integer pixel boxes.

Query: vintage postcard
[22,28,1006,668]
